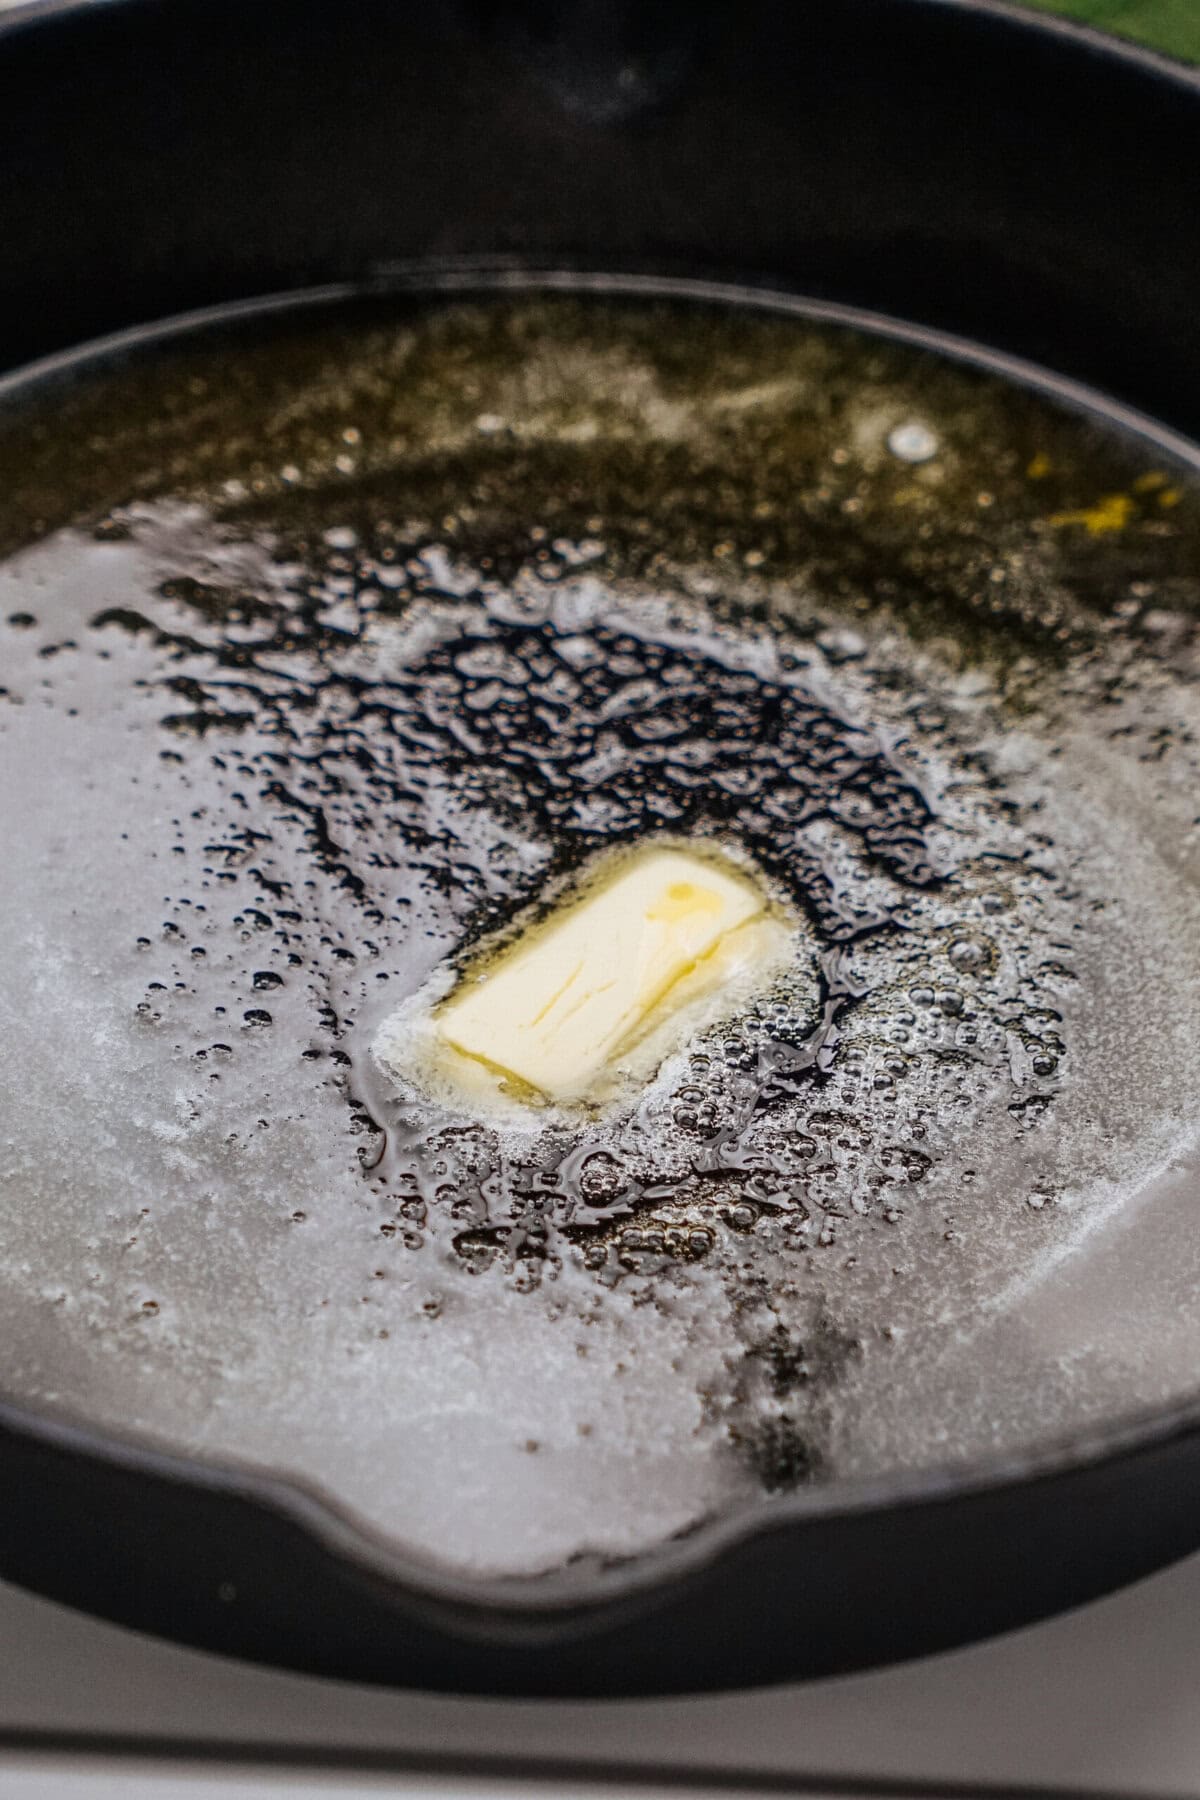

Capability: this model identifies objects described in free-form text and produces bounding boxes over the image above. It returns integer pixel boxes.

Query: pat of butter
[437,848,767,1104]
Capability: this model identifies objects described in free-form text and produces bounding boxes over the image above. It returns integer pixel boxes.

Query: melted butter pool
[0,290,1198,1573]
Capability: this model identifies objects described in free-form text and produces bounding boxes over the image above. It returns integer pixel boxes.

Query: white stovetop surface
[1,1551,1200,1798]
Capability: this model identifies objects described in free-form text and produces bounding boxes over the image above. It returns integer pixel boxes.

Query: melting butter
[436,846,779,1106]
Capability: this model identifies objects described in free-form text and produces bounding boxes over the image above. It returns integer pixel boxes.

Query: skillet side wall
[0,0,1197,433]
[5,1403,1200,1694]
[0,0,1197,1691]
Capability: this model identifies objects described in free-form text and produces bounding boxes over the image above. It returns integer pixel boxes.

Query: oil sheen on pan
[1,291,1198,1579]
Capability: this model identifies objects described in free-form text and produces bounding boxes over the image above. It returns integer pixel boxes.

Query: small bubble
[887,421,940,464]
[949,939,986,972]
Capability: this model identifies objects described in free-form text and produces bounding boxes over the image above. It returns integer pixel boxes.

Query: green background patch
[1024,0,1200,60]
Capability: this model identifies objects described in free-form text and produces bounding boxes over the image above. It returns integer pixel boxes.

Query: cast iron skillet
[0,0,1199,1697]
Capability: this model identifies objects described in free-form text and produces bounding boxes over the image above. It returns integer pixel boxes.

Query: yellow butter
[437,847,768,1104]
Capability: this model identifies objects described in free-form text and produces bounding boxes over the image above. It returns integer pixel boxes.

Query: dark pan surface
[0,0,1198,1693]
[3,279,1200,1582]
